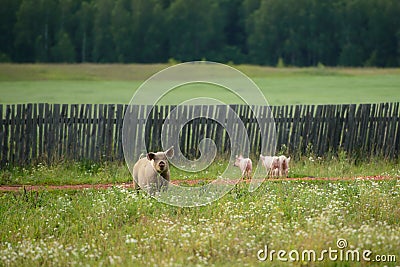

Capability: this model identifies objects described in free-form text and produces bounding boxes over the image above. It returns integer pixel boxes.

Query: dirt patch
[0,176,397,192]
[0,183,134,192]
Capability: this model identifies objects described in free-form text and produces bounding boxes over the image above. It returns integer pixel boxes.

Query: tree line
[1,0,399,66]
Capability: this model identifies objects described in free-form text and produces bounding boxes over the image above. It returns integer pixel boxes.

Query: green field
[1,155,399,266]
[0,64,399,105]
[1,179,399,266]
[1,64,399,266]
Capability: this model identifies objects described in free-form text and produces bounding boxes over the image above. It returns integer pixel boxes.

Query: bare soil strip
[0,176,397,192]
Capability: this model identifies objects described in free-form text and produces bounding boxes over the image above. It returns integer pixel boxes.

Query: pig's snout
[159,161,166,170]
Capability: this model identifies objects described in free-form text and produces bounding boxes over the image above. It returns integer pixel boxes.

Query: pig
[270,156,280,178]
[260,154,280,178]
[234,155,253,179]
[278,155,291,178]
[132,146,174,194]
[260,155,275,177]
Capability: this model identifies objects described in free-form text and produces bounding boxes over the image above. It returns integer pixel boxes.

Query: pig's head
[147,146,174,173]
[234,155,243,167]
[282,156,291,168]
[271,157,280,168]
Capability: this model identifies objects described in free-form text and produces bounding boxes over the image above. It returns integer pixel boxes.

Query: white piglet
[260,154,289,178]
[278,155,291,178]
[234,155,253,179]
[270,156,280,178]
[260,155,276,177]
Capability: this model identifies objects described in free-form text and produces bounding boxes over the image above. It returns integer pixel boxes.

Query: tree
[110,0,170,63]
[167,0,225,62]
[14,0,59,62]
[363,0,400,66]
[0,0,21,61]
[51,31,76,62]
[247,0,288,65]
[111,0,134,62]
[3,0,400,66]
[92,0,116,62]
[337,0,370,66]
[136,1,169,62]
[76,1,94,62]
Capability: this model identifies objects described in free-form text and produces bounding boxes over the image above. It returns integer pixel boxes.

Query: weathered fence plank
[387,103,399,157]
[136,105,146,155]
[89,104,97,161]
[16,104,23,164]
[0,105,5,165]
[2,106,10,164]
[25,104,33,164]
[115,104,124,160]
[82,104,90,159]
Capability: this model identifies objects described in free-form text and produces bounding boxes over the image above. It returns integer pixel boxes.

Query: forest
[1,0,399,66]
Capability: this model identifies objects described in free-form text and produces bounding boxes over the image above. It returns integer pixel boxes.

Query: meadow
[1,156,399,266]
[1,64,399,266]
[0,64,399,105]
[0,178,399,266]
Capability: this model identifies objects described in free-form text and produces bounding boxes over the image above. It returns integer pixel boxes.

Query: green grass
[0,179,399,266]
[0,161,130,186]
[0,156,399,266]
[0,80,141,104]
[0,64,399,105]
[1,156,399,186]
[1,64,399,266]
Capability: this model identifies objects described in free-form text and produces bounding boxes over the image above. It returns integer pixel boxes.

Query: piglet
[260,155,275,177]
[278,155,291,178]
[270,156,280,178]
[234,155,253,179]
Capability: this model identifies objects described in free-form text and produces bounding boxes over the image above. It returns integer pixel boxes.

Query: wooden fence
[0,103,399,166]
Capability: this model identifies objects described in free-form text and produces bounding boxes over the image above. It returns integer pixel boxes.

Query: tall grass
[1,155,399,266]
[1,155,398,186]
[0,179,399,266]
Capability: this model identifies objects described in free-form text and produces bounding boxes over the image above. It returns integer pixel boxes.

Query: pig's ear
[147,152,156,161]
[165,146,174,158]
